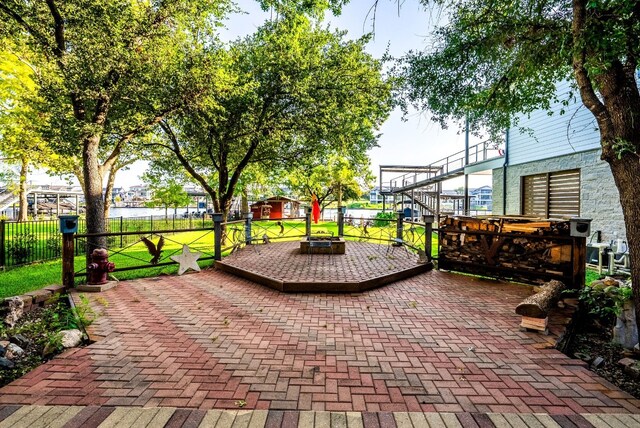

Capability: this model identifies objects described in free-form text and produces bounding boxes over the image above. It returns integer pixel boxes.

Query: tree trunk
[607,155,640,328]
[17,156,28,222]
[242,187,249,215]
[83,134,106,258]
[103,165,118,220]
[571,0,640,328]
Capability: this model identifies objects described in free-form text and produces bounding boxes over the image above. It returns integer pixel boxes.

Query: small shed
[251,196,301,220]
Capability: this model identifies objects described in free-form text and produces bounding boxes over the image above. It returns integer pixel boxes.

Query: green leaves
[401,1,574,136]
[151,13,391,216]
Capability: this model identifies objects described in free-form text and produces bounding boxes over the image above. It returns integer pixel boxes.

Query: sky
[30,0,492,191]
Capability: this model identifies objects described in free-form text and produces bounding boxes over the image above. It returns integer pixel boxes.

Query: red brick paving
[1,268,639,415]
[219,241,421,284]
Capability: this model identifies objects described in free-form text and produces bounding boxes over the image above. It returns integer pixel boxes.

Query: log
[515,280,565,318]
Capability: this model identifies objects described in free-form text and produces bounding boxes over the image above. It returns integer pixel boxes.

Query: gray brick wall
[492,149,626,242]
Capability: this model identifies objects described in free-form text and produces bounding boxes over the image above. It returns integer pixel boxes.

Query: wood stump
[516,280,565,333]
[515,280,565,318]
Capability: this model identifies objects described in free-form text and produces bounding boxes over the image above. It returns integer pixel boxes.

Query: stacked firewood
[440,216,571,235]
[438,216,574,284]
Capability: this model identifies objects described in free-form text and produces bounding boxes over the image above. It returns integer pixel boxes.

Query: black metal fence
[0,215,214,269]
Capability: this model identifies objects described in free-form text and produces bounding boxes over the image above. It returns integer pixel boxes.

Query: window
[522,169,580,218]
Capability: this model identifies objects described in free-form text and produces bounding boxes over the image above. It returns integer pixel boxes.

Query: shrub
[45,236,62,258]
[578,282,633,323]
[373,211,395,228]
[7,232,36,264]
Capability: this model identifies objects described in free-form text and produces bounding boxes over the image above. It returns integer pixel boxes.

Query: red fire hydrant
[87,248,115,285]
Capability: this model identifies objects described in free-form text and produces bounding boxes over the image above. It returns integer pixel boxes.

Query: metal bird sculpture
[141,236,165,264]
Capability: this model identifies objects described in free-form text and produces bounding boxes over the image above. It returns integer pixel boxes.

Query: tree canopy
[149,14,392,218]
[0,38,55,220]
[0,0,233,253]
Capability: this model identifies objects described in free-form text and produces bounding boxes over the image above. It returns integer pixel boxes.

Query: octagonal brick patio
[216,241,432,293]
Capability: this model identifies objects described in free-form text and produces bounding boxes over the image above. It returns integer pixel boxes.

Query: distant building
[128,185,150,200]
[470,185,492,211]
[251,196,301,219]
[369,187,389,204]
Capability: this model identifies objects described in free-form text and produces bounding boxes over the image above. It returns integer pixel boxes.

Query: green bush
[578,283,633,322]
[45,236,62,258]
[373,211,395,227]
[7,232,36,264]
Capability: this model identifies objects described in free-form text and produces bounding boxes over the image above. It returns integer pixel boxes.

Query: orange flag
[311,193,321,224]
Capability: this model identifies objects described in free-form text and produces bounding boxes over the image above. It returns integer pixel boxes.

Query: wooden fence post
[0,219,5,269]
[337,207,345,237]
[423,214,434,261]
[396,212,405,243]
[62,233,75,288]
[244,212,253,245]
[213,213,223,261]
[59,215,79,288]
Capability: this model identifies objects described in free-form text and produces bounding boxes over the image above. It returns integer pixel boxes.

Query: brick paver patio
[217,241,431,292]
[1,267,639,426]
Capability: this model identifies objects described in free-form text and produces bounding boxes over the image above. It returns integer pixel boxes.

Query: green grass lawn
[0,219,435,299]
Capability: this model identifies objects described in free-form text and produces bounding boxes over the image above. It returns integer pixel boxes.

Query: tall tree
[0,0,231,254]
[142,171,191,217]
[399,0,640,320]
[149,15,392,221]
[0,40,54,221]
[286,151,375,211]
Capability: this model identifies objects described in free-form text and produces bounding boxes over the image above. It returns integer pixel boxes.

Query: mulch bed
[567,320,640,398]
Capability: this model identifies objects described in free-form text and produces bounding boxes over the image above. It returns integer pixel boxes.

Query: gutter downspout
[464,116,470,215]
[502,128,510,215]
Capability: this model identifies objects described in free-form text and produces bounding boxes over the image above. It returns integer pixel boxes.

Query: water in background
[2,205,385,221]
[111,207,382,220]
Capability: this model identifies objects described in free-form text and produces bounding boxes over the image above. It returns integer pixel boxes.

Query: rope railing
[59,212,436,287]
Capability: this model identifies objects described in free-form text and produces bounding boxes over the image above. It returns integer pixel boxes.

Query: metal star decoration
[170,245,202,275]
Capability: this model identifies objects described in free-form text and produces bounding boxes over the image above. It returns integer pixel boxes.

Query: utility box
[570,218,592,238]
[58,215,79,234]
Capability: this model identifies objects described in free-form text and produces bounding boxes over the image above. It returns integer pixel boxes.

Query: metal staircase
[380,140,504,219]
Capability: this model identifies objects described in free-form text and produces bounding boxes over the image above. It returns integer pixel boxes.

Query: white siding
[508,81,601,166]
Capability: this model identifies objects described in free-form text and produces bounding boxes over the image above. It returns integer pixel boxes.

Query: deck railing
[381,140,503,192]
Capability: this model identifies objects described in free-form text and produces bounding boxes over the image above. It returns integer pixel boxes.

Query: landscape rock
[613,300,639,349]
[0,344,5,357]
[0,357,15,369]
[10,333,30,348]
[5,343,24,359]
[60,329,83,348]
[622,361,640,379]
[618,357,636,368]
[3,297,24,328]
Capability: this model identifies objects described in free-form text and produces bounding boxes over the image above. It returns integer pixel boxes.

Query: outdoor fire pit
[300,236,346,254]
